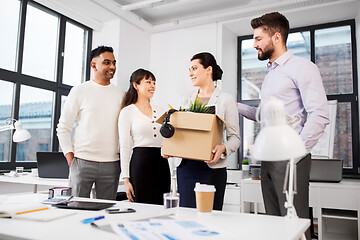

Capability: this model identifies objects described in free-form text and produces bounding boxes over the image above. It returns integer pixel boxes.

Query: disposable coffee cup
[194,183,216,213]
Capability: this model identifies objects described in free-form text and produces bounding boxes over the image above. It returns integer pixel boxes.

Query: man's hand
[65,152,74,167]
[124,178,135,202]
[206,144,226,164]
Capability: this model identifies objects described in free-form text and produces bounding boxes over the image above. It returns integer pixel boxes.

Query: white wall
[150,23,218,109]
[92,19,121,85]
[92,19,151,92]
[219,24,238,100]
[150,22,240,167]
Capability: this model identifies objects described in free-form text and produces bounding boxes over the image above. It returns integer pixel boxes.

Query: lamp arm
[285,157,298,219]
[0,125,13,132]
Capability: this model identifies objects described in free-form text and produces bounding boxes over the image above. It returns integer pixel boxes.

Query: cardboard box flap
[172,112,215,131]
[156,111,235,131]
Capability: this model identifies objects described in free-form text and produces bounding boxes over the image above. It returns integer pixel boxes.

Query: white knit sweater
[57,80,124,162]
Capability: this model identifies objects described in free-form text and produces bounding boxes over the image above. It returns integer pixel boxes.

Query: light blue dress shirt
[238,51,330,151]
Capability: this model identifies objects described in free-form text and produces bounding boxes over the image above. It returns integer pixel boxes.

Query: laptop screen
[36,152,69,179]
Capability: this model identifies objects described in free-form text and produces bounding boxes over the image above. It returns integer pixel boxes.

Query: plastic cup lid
[194,182,216,192]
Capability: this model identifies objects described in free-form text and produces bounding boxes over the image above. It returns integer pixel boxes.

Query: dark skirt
[177,159,227,210]
[130,147,170,205]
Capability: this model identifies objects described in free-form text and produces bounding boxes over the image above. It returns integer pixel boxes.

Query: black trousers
[177,159,227,210]
[261,153,311,240]
[130,147,170,205]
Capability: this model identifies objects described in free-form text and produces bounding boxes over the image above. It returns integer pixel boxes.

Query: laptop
[309,158,343,183]
[36,152,69,179]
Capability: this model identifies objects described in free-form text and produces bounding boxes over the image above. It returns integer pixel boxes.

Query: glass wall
[0,0,92,170]
[0,0,20,71]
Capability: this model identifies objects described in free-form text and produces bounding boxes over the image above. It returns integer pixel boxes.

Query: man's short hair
[251,12,290,44]
[90,46,114,61]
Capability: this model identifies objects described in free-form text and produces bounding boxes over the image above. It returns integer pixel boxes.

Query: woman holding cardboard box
[119,68,170,205]
[175,52,241,210]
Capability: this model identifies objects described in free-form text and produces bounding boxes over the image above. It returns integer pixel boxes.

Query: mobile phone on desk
[106,208,136,214]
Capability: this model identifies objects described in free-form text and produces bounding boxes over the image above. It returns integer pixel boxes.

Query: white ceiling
[36,0,360,34]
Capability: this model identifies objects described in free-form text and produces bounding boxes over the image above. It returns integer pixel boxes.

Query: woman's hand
[206,144,226,164]
[123,178,135,202]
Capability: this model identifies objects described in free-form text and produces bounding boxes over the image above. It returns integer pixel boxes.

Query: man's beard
[257,47,274,61]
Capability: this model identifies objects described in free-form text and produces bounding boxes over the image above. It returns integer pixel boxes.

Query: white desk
[0,193,310,240]
[241,178,360,240]
[0,174,69,193]
[0,174,124,196]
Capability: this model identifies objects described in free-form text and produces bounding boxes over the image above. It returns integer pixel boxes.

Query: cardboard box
[156,111,231,161]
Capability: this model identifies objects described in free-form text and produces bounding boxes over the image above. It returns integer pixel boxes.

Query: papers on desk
[111,219,222,240]
[0,203,76,221]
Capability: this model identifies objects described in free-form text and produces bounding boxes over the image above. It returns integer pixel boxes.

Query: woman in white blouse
[119,69,170,204]
[176,52,241,210]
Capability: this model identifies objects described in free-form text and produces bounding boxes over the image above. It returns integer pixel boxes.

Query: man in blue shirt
[238,12,329,239]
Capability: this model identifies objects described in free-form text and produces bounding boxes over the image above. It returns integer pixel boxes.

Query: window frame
[237,19,359,177]
[0,0,92,171]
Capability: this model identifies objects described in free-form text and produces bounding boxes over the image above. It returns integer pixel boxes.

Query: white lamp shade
[253,124,307,161]
[253,96,307,161]
[12,121,31,142]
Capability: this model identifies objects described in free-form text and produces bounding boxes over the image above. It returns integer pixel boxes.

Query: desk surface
[0,174,69,187]
[0,193,310,240]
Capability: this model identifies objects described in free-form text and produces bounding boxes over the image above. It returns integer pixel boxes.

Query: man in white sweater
[57,46,124,200]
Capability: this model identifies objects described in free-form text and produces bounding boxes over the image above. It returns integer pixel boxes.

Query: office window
[0,0,20,71]
[315,26,353,95]
[63,21,88,86]
[0,0,92,170]
[16,144,25,162]
[22,4,59,81]
[17,86,54,162]
[0,144,4,160]
[238,20,358,175]
[0,81,14,162]
[38,143,49,152]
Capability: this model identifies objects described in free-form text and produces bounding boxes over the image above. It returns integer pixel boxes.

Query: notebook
[0,203,76,221]
[36,152,69,179]
[309,158,343,183]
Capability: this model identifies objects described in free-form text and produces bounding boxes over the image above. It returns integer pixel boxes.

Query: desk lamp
[253,97,306,219]
[0,118,31,142]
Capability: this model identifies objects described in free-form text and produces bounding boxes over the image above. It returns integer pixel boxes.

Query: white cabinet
[310,180,360,240]
[223,184,241,212]
[241,178,360,240]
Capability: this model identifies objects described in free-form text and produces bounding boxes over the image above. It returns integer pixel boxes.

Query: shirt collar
[267,50,293,70]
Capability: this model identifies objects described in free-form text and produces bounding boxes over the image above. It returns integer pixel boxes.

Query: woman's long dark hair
[191,52,223,81]
[121,68,156,110]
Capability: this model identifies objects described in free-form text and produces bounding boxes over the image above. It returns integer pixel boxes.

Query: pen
[81,215,105,224]
[16,207,49,215]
